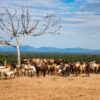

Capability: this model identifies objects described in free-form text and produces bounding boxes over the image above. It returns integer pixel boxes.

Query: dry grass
[0,74,100,100]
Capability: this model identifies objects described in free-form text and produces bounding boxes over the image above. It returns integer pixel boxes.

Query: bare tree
[0,8,61,66]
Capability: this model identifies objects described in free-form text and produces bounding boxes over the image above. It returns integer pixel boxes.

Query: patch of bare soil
[0,74,100,100]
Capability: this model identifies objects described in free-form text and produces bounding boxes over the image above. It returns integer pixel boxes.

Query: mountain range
[0,46,100,54]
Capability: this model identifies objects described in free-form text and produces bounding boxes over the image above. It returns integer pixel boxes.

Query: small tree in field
[0,8,61,66]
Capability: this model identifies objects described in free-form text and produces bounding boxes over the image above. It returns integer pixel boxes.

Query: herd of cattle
[0,58,100,80]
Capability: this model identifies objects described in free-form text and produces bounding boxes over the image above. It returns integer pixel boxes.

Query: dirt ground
[0,74,100,100]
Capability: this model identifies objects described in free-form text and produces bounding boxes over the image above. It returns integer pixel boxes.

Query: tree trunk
[4,57,7,68]
[16,46,21,66]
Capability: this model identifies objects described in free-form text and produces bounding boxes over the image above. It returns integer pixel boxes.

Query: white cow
[0,66,14,79]
[22,64,36,77]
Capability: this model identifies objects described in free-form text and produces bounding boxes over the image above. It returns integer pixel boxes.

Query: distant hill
[0,46,100,54]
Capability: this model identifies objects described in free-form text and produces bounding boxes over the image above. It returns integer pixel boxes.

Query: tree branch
[0,40,15,47]
[19,34,26,45]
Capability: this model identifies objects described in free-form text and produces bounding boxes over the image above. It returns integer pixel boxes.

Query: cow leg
[36,69,40,77]
[43,70,46,77]
[67,68,70,76]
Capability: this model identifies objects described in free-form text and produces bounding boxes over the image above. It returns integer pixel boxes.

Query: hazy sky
[0,0,100,49]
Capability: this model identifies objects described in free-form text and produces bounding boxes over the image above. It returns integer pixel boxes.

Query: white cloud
[85,0,100,3]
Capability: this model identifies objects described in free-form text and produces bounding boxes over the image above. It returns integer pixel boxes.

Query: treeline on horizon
[0,52,100,65]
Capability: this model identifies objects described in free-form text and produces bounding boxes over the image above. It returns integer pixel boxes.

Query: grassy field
[0,52,100,64]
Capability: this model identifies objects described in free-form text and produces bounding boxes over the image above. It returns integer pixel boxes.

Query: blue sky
[0,0,100,49]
